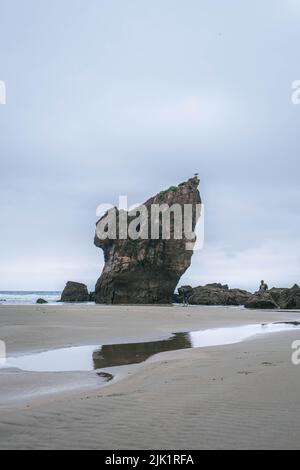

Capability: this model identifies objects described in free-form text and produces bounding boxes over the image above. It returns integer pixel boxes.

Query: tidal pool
[2,322,300,372]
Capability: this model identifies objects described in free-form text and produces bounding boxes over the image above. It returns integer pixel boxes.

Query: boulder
[189,286,228,305]
[268,285,300,309]
[244,293,277,309]
[225,288,252,306]
[36,298,48,304]
[281,284,300,309]
[60,281,89,302]
[94,177,201,304]
[187,285,252,306]
[268,287,290,307]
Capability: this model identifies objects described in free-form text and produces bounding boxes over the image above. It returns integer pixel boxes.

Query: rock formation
[94,177,201,304]
[244,293,277,309]
[60,281,89,302]
[268,288,290,308]
[175,282,300,309]
[183,284,252,306]
[36,298,48,304]
[281,284,300,309]
[268,288,289,305]
[262,285,300,309]
[225,288,253,306]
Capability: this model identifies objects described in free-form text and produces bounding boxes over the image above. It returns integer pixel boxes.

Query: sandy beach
[2,0,300,454]
[0,304,300,450]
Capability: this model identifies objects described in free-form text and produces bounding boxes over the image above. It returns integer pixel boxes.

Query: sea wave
[0,291,61,305]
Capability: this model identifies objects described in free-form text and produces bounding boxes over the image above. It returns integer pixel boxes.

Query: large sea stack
[94,176,201,304]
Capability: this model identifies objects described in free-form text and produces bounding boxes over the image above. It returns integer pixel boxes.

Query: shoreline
[2,304,300,356]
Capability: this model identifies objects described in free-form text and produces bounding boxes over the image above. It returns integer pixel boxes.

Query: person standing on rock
[259,280,268,294]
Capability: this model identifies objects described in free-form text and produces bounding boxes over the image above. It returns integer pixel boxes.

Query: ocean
[0,291,61,305]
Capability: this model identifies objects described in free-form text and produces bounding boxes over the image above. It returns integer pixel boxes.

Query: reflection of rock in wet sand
[92,333,191,369]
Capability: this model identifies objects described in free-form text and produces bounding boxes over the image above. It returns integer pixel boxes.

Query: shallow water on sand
[2,322,300,373]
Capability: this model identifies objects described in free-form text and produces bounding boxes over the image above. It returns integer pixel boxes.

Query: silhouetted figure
[181,287,189,306]
[259,280,268,294]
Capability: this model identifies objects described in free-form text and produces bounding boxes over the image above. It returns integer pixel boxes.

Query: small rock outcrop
[94,177,201,304]
[281,284,300,309]
[268,287,290,306]
[266,285,300,309]
[183,284,252,306]
[36,298,48,304]
[205,283,229,290]
[188,285,228,305]
[225,288,253,306]
[244,293,277,309]
[60,281,89,302]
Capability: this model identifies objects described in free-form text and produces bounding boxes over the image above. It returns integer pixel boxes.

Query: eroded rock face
[94,177,201,304]
[60,281,89,302]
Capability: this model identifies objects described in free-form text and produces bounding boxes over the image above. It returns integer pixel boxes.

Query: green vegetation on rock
[158,186,178,199]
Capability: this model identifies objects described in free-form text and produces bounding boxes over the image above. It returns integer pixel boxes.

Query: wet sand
[0,304,300,449]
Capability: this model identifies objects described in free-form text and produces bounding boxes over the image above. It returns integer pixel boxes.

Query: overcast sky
[0,0,299,292]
